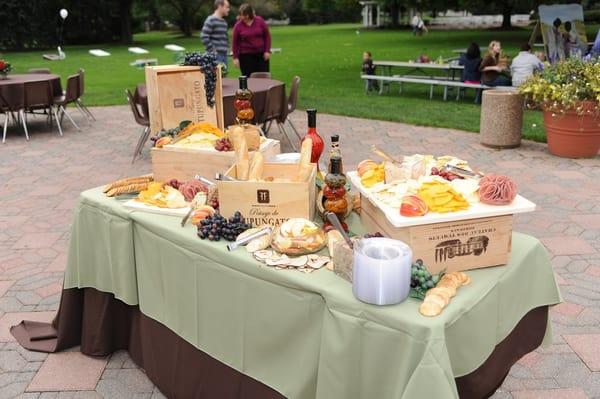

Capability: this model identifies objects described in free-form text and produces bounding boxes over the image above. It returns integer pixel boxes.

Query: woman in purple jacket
[232,4,272,76]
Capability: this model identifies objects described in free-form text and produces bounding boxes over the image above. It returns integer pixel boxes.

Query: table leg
[429,85,434,100]
[443,86,448,101]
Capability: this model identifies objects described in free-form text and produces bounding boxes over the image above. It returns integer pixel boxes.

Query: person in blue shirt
[458,42,482,84]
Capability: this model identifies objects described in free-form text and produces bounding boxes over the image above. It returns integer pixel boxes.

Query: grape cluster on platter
[410,259,442,299]
[214,138,233,152]
[182,52,218,108]
[197,211,251,242]
[430,167,463,181]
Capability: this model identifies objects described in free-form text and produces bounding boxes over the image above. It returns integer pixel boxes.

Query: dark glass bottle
[303,109,324,170]
[323,156,348,227]
[234,76,254,124]
[328,134,342,173]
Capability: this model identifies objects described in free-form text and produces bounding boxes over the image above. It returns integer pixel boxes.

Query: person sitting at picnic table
[232,3,272,77]
[458,42,482,84]
[411,13,428,36]
[510,43,543,87]
[479,40,511,87]
[362,51,378,91]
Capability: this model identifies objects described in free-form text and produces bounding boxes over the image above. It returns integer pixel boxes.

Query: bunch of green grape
[410,259,441,296]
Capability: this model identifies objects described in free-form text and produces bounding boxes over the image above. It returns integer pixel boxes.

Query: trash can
[480,89,524,149]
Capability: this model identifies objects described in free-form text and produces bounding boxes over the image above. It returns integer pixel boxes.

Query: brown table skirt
[11,288,548,399]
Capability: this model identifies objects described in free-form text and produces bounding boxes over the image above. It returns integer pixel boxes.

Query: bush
[584,9,600,24]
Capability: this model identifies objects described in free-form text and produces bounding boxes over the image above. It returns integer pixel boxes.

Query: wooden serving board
[123,199,190,217]
[348,171,535,228]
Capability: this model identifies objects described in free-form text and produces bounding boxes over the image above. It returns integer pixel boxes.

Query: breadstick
[299,138,312,168]
[106,182,150,197]
[235,135,250,180]
[103,174,153,193]
[294,163,313,182]
[248,152,264,181]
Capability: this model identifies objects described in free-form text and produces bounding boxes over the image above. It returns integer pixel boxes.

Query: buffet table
[12,187,561,399]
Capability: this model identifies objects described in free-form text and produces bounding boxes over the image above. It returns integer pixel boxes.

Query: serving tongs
[325,212,354,249]
[214,173,237,182]
[441,164,484,179]
[226,226,272,251]
[371,145,402,165]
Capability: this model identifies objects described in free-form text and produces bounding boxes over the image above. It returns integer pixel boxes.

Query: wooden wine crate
[216,163,317,226]
[151,139,281,182]
[145,65,224,133]
[360,195,513,274]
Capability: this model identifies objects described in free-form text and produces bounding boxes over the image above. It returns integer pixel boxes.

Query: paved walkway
[0,106,599,399]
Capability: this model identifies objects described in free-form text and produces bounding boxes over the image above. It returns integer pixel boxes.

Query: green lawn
[4,24,597,142]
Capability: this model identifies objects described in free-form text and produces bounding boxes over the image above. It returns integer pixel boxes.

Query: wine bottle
[234,76,254,124]
[323,156,348,231]
[328,134,342,173]
[303,109,324,170]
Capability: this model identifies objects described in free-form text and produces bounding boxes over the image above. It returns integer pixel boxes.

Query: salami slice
[179,180,207,202]
[478,174,517,205]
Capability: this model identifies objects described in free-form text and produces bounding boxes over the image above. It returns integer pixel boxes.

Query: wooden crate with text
[216,163,317,226]
[144,65,224,133]
[360,195,513,274]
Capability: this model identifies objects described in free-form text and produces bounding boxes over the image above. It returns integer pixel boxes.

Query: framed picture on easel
[536,4,588,63]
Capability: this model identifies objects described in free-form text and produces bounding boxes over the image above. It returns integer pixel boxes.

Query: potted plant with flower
[520,58,600,158]
[0,60,12,80]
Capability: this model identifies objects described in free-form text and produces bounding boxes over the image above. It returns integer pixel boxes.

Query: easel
[528,20,548,59]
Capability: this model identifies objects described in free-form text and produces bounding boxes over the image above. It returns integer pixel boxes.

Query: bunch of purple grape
[214,138,233,151]
[182,52,218,107]
[197,211,251,242]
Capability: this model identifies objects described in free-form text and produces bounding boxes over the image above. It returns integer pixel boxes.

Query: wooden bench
[361,75,490,103]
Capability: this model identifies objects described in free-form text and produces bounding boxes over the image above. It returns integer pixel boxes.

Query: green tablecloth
[64,188,561,399]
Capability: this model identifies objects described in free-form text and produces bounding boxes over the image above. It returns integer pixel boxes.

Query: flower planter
[543,102,600,158]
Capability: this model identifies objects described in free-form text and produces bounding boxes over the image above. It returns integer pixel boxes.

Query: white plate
[123,199,190,217]
[348,171,536,228]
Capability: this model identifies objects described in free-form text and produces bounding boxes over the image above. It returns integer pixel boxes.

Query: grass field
[4,24,598,141]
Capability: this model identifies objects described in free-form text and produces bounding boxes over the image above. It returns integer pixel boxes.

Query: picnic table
[374,60,464,82]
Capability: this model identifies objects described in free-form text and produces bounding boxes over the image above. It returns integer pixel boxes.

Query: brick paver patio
[0,106,599,398]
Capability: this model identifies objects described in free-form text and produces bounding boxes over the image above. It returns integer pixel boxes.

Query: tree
[458,0,538,29]
[118,0,134,43]
[165,0,205,37]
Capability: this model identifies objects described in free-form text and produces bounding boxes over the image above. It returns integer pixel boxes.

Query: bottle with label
[303,109,324,171]
[323,156,349,231]
[328,134,342,173]
[234,76,254,124]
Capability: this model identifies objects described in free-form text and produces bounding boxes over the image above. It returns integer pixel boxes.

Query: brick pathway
[0,106,599,399]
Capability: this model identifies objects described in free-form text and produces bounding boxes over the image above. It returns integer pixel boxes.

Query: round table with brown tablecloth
[0,74,62,109]
[136,77,286,128]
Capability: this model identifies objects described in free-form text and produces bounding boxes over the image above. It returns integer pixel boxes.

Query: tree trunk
[180,3,194,37]
[389,0,399,27]
[119,0,133,43]
[501,3,512,29]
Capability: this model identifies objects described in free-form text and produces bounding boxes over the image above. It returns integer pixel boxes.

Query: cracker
[426,288,450,305]
[419,301,442,317]
[425,294,446,309]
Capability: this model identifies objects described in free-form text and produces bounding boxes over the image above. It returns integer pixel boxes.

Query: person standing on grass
[201,0,231,66]
[232,4,272,76]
